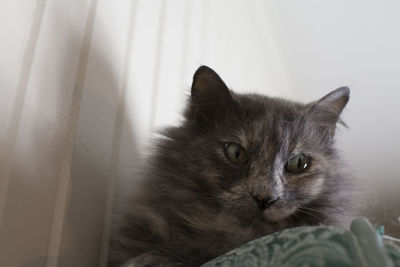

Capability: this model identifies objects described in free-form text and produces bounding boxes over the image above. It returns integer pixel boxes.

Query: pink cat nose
[251,194,279,210]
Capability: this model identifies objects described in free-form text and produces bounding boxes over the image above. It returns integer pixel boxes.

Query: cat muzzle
[251,194,280,210]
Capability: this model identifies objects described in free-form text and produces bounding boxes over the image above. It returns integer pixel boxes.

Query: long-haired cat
[109,66,352,267]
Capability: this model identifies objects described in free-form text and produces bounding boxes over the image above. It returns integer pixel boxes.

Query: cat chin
[262,206,297,222]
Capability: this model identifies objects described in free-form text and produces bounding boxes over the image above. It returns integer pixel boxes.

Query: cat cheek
[307,177,325,197]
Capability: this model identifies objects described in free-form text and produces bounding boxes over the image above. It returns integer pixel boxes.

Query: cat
[108,66,353,267]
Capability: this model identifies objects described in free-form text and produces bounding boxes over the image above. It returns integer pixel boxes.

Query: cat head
[175,66,350,224]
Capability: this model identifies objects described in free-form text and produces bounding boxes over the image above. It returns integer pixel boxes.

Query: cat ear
[190,66,235,125]
[308,86,350,135]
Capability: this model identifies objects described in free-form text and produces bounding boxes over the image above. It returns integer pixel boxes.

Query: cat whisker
[298,206,331,218]
[296,207,325,222]
[290,212,305,223]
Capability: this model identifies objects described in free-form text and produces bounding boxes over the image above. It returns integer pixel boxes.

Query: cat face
[186,66,349,224]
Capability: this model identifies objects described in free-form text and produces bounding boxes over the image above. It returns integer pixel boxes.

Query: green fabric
[202,218,400,267]
[386,245,400,267]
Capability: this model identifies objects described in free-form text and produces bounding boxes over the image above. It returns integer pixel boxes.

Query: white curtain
[0,1,290,266]
[1,0,400,266]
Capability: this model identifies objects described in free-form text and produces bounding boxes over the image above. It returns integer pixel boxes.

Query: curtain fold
[0,1,289,266]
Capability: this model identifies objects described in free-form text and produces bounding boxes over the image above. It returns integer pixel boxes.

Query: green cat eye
[285,153,310,174]
[224,143,248,164]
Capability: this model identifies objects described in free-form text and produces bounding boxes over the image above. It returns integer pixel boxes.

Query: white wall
[1,1,399,266]
[266,0,400,187]
[266,0,400,233]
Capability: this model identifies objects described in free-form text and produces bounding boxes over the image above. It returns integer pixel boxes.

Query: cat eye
[224,143,248,164]
[285,153,310,174]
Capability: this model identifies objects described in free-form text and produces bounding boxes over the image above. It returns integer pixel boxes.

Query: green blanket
[202,218,400,267]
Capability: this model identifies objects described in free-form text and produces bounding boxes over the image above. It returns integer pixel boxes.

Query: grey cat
[109,66,353,267]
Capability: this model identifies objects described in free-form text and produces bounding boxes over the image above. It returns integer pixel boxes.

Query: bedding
[202,217,400,267]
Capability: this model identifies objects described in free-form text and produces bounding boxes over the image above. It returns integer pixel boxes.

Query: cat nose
[251,194,280,210]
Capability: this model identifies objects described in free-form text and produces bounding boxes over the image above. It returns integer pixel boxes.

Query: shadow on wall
[14,4,140,266]
[56,11,140,267]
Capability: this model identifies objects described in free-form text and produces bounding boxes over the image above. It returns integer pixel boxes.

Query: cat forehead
[228,95,311,148]
[238,120,293,146]
[238,94,306,123]
[235,93,306,120]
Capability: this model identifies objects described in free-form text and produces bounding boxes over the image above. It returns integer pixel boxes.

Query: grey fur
[108,66,353,267]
